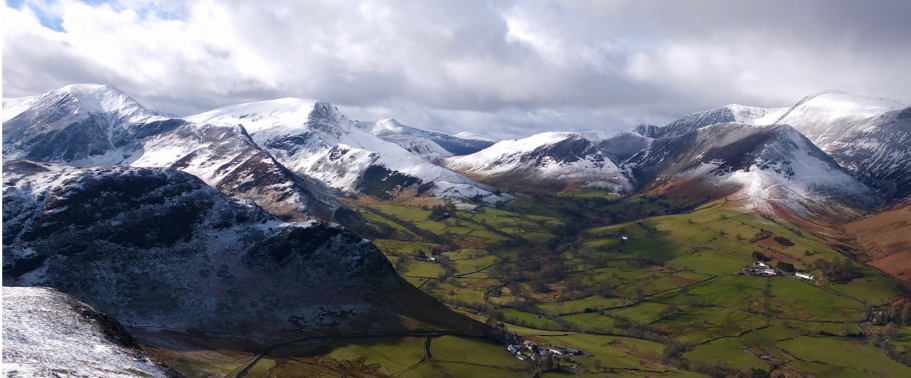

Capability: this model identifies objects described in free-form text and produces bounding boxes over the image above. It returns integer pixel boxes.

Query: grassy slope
[332,191,908,377]
[847,203,911,283]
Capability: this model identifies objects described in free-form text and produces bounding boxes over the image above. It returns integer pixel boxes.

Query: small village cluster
[743,261,815,280]
[745,261,779,276]
[504,338,587,361]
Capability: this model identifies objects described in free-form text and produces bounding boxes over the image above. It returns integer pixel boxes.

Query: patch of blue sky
[6,0,65,32]
[5,0,185,32]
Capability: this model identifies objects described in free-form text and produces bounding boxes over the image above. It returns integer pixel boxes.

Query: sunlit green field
[331,190,907,377]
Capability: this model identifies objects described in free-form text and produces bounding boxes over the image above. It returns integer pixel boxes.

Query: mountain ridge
[2,160,471,340]
[6,83,911,219]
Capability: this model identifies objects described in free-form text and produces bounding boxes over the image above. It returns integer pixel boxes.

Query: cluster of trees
[428,201,456,221]
[872,300,911,325]
[751,251,771,262]
[333,207,390,239]
[776,261,795,273]
[813,257,862,283]
[872,324,911,366]
[750,229,774,243]
[772,236,794,246]
[498,239,574,294]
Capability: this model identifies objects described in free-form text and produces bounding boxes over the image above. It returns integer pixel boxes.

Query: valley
[328,188,909,377]
[3,84,911,378]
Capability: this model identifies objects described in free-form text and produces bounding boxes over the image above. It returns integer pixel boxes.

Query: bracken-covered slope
[629,123,879,220]
[2,84,338,221]
[2,286,181,378]
[775,93,911,204]
[444,131,636,193]
[2,160,469,339]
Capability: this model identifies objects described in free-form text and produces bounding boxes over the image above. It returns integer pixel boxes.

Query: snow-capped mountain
[6,84,908,220]
[185,99,498,201]
[2,287,181,378]
[127,120,340,220]
[631,123,879,219]
[445,131,635,193]
[632,93,911,207]
[2,85,338,220]
[356,118,496,161]
[774,93,911,203]
[2,161,465,338]
[357,119,455,163]
[2,84,168,166]
[634,104,788,138]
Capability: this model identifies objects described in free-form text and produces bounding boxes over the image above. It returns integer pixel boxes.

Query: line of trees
[813,257,862,283]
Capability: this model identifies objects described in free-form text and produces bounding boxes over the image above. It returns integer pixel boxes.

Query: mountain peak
[58,82,119,94]
[52,83,147,114]
[183,97,346,136]
[5,83,149,120]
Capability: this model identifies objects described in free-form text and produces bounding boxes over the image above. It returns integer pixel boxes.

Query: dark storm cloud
[3,0,910,138]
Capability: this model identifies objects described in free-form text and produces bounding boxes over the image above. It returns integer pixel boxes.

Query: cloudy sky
[4,0,910,139]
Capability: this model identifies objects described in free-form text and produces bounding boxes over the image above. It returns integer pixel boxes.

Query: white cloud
[4,0,910,139]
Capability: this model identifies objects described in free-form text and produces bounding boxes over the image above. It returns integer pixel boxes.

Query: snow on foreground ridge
[2,287,179,378]
[2,160,418,337]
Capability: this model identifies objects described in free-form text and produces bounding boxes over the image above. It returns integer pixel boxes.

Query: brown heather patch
[661,323,710,339]
[848,202,911,284]
[609,339,662,366]
[746,344,766,356]
[756,246,799,263]
[669,275,699,286]
[650,265,676,274]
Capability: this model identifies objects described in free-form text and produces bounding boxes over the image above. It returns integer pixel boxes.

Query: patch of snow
[453,131,497,142]
[2,95,39,123]
[686,125,876,217]
[445,131,633,192]
[775,92,906,149]
[728,104,789,126]
[2,287,175,378]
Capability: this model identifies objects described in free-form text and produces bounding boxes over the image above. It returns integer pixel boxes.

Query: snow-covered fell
[357,119,454,162]
[629,92,911,206]
[445,131,634,192]
[634,123,878,219]
[3,86,338,221]
[2,161,444,338]
[2,286,180,378]
[356,118,496,160]
[775,92,905,151]
[2,95,39,123]
[2,84,167,166]
[635,104,788,138]
[186,99,496,200]
[774,93,911,203]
